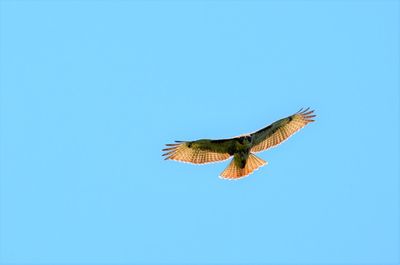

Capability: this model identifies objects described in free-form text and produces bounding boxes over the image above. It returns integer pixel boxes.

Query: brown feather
[162,142,231,164]
[251,109,316,153]
[220,154,267,180]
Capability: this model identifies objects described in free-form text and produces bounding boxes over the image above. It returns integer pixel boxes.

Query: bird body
[162,108,315,180]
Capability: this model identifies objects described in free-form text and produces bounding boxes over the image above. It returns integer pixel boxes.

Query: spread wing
[162,139,235,164]
[250,108,316,153]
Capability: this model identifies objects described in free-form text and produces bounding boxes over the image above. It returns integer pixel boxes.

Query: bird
[162,108,316,180]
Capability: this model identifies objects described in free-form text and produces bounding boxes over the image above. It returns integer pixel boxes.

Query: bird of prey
[162,108,316,180]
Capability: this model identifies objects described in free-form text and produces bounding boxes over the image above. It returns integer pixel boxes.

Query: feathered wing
[250,108,316,153]
[162,139,235,164]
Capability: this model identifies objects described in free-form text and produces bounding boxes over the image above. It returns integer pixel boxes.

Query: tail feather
[220,153,267,180]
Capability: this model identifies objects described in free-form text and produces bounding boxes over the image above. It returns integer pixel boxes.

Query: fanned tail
[220,153,267,180]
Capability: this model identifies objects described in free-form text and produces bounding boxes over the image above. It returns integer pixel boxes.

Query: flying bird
[162,108,316,180]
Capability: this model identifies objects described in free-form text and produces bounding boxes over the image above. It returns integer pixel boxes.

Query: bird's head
[238,135,253,145]
[245,135,253,144]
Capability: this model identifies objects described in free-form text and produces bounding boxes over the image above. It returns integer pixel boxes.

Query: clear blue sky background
[0,1,399,264]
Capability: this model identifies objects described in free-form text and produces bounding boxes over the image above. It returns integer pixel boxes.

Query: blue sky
[0,1,399,264]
